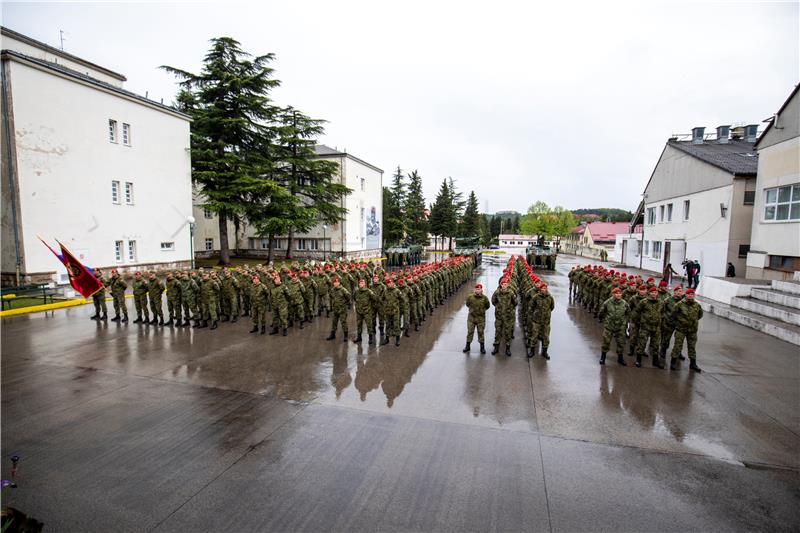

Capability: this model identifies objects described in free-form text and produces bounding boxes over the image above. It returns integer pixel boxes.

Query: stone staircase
[700,279,800,346]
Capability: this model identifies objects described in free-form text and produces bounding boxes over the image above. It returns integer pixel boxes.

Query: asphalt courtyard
[2,255,799,532]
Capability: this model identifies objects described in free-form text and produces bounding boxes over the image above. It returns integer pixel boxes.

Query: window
[275,239,283,250]
[644,240,650,256]
[124,182,134,205]
[683,200,690,220]
[652,241,662,260]
[659,205,665,223]
[666,203,673,222]
[636,240,642,257]
[108,119,117,142]
[161,242,175,251]
[114,240,123,262]
[310,239,319,250]
[251,238,268,249]
[122,123,131,146]
[203,208,213,219]
[360,178,365,191]
[646,207,655,225]
[297,239,307,250]
[111,180,120,204]
[743,191,755,206]
[738,244,750,258]
[204,238,214,251]
[763,184,800,221]
[127,240,137,262]
[769,255,800,272]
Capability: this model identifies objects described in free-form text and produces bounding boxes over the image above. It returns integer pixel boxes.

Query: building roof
[1,49,190,120]
[585,222,630,242]
[1,26,127,82]
[754,83,800,149]
[666,138,758,176]
[312,144,383,174]
[570,225,585,234]
[498,234,537,240]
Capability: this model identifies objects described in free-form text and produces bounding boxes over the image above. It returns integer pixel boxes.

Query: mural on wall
[365,206,381,249]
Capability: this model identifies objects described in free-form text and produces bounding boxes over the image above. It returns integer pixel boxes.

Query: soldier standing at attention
[199,272,218,329]
[314,268,330,316]
[491,278,517,356]
[220,270,239,323]
[300,269,317,324]
[567,266,577,297]
[132,271,149,324]
[249,275,269,334]
[269,275,289,336]
[371,274,386,339]
[180,272,197,327]
[463,283,490,354]
[109,269,128,322]
[599,287,629,366]
[635,286,664,368]
[326,277,351,342]
[353,278,375,344]
[165,272,182,327]
[627,285,647,357]
[147,273,165,326]
[397,278,411,338]
[530,283,554,360]
[90,268,108,320]
[286,274,307,329]
[660,285,684,359]
[670,288,703,372]
[381,278,402,346]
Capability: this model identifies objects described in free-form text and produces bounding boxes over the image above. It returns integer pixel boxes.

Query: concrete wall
[5,59,192,281]
[726,177,755,275]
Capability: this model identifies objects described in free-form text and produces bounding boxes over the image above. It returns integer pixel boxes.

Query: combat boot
[368,334,375,345]
[415,324,419,331]
[326,332,336,341]
[165,319,173,327]
[250,326,259,333]
[343,335,349,343]
[380,328,385,338]
[111,315,121,322]
[282,328,288,336]
[652,356,664,369]
[299,320,304,330]
[689,359,702,373]
[670,357,678,370]
[617,354,627,366]
[90,313,99,320]
[221,315,229,322]
[491,344,499,355]
[198,320,207,329]
[462,342,471,353]
[231,315,238,323]
[679,354,686,361]
[210,320,218,330]
[599,351,607,365]
[505,345,512,357]
[542,347,550,360]
[149,318,157,325]
[158,318,164,326]
[121,316,129,323]
[527,347,535,359]
[381,336,389,346]
[404,328,410,338]
[635,354,642,368]
[326,310,330,318]
[353,335,362,344]
[101,314,107,321]
[269,326,279,335]
[192,320,200,328]
[183,319,191,327]
[395,336,401,346]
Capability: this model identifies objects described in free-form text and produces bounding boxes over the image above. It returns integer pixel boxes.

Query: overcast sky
[4,1,798,213]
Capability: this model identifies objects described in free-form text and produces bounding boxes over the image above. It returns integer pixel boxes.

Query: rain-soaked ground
[2,254,799,532]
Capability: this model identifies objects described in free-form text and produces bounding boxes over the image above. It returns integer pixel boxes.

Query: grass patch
[1,296,68,310]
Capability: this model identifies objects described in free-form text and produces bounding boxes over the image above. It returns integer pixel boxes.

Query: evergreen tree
[459,191,481,238]
[163,37,282,265]
[479,214,492,246]
[404,170,428,244]
[428,179,453,251]
[490,216,501,240]
[446,177,464,250]
[383,167,406,246]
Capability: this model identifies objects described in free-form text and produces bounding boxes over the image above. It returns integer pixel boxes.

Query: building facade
[193,145,383,261]
[746,85,800,280]
[619,126,758,278]
[564,222,629,260]
[1,27,193,285]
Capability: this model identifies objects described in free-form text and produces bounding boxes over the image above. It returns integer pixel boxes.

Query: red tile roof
[586,222,630,242]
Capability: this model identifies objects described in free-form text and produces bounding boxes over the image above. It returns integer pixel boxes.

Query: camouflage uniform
[286,278,307,328]
[91,270,108,319]
[635,295,663,368]
[270,282,290,335]
[670,298,703,371]
[165,275,182,325]
[382,283,402,345]
[328,284,351,340]
[249,281,269,333]
[530,289,554,357]
[353,284,376,343]
[464,291,490,349]
[599,295,629,364]
[180,274,198,325]
[220,272,239,322]
[199,277,219,328]
[132,275,150,323]
[491,286,517,355]
[148,277,165,324]
[109,274,128,321]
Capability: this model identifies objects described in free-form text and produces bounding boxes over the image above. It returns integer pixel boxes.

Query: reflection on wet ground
[2,254,799,531]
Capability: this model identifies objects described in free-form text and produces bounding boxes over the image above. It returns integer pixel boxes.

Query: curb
[0,294,134,317]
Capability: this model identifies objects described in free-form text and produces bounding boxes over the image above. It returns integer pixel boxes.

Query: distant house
[498,234,540,249]
[746,84,800,280]
[564,222,628,259]
[620,124,759,277]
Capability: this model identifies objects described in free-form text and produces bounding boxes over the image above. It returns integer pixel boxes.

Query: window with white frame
[297,239,307,250]
[659,205,665,222]
[114,240,123,262]
[124,182,134,205]
[644,240,650,256]
[763,184,800,221]
[122,123,131,146]
[646,207,655,225]
[109,119,118,142]
[111,180,120,204]
[275,239,283,250]
[666,203,673,222]
[683,200,690,220]
[203,208,213,219]
[652,241,662,259]
[127,240,137,261]
[310,239,319,250]
[636,240,642,256]
[161,242,175,251]
[204,238,214,251]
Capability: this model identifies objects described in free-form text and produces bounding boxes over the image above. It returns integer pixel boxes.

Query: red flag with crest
[56,240,103,298]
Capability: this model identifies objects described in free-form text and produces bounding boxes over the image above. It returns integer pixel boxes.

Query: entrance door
[663,241,671,272]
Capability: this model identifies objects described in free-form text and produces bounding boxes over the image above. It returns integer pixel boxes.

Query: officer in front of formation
[463,283,490,354]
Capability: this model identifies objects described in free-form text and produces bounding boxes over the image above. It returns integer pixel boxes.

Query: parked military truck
[384,244,424,267]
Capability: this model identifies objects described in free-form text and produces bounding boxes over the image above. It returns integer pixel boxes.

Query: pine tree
[459,191,481,239]
[490,216,502,241]
[429,179,453,251]
[383,167,406,246]
[404,170,428,244]
[479,214,492,246]
[163,37,282,265]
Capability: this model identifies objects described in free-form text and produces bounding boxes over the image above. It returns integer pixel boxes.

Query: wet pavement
[2,254,799,532]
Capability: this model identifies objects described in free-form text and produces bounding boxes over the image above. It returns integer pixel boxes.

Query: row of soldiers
[462,255,554,358]
[568,265,704,372]
[88,257,475,345]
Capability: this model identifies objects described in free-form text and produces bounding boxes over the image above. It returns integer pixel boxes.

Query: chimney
[745,124,758,143]
[716,125,730,144]
[730,126,744,140]
[692,127,705,144]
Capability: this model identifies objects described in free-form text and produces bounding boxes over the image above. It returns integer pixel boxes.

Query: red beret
[648,286,658,293]
[647,277,655,282]
[673,286,683,292]
[685,288,695,295]
[612,287,622,294]
[659,280,668,287]
[475,284,483,289]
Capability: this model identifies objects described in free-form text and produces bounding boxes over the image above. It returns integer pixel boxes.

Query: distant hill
[572,208,633,223]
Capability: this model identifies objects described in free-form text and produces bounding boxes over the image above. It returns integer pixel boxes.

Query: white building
[1,27,192,285]
[619,125,759,277]
[498,234,539,248]
[193,145,383,260]
[746,85,800,280]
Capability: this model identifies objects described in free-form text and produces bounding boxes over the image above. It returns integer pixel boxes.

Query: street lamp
[322,224,327,262]
[187,215,196,269]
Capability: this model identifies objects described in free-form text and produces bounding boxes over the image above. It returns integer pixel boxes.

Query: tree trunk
[286,227,294,260]
[267,233,274,263]
[218,214,230,265]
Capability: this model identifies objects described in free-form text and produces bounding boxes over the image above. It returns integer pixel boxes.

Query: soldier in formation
[90,268,108,320]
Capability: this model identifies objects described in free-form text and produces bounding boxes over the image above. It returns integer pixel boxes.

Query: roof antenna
[59,29,67,51]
